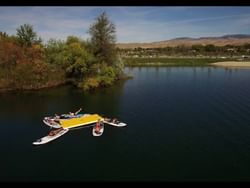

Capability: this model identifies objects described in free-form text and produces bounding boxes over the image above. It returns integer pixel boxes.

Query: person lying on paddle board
[54,108,83,119]
[68,108,82,116]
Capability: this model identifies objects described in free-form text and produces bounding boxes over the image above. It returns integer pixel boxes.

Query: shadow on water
[0,79,127,119]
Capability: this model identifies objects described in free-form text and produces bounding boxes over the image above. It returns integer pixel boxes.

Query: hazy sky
[0,6,250,43]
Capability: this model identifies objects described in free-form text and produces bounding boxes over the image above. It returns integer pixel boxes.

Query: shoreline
[212,61,250,68]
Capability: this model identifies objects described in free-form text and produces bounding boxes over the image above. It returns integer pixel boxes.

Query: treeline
[0,12,124,91]
[0,28,65,90]
[118,44,250,58]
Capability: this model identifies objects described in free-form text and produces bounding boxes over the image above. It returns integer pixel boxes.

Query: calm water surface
[1,66,250,181]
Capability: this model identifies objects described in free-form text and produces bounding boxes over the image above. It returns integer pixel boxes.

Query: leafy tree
[205,44,216,52]
[66,36,81,45]
[243,43,250,50]
[65,41,90,79]
[45,37,92,80]
[16,24,41,47]
[88,12,117,66]
[0,31,8,38]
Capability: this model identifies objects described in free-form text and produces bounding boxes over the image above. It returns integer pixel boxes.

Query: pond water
[1,66,250,181]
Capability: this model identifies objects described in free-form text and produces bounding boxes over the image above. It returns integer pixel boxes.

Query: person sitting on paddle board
[112,118,118,124]
[95,119,102,134]
[49,128,63,136]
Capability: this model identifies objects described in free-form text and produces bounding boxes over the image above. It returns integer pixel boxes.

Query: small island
[0,12,125,91]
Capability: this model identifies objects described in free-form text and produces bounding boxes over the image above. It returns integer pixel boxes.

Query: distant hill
[116,34,250,49]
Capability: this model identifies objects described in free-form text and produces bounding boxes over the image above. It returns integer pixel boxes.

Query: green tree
[0,31,8,38]
[66,36,81,45]
[205,44,216,52]
[65,39,90,79]
[16,24,41,47]
[88,12,117,66]
[45,39,67,65]
[45,37,92,81]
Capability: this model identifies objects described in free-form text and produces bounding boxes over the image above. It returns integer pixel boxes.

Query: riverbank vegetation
[0,12,125,91]
[118,44,250,59]
[119,44,250,66]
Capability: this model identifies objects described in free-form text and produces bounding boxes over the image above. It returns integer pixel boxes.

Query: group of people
[48,108,121,135]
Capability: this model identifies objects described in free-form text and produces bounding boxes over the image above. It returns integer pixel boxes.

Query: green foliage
[204,44,216,52]
[45,39,67,65]
[66,57,88,78]
[79,64,117,91]
[0,31,8,39]
[66,36,81,45]
[113,56,124,77]
[0,61,66,90]
[16,24,41,47]
[88,12,117,66]
[45,37,92,80]
[119,43,250,58]
[81,77,101,91]
[99,64,116,86]
[0,18,125,91]
[191,44,204,53]
[0,25,65,90]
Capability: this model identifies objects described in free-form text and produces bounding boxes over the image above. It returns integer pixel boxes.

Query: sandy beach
[212,61,250,67]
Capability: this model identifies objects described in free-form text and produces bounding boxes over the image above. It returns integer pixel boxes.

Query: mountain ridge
[117,34,250,49]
